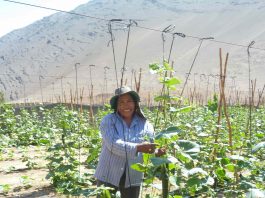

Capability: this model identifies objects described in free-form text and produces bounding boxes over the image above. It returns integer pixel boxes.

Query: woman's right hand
[136,142,157,154]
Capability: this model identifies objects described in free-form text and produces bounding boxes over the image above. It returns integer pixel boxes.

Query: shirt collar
[115,112,140,128]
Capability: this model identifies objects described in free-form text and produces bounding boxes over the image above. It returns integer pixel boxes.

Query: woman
[94,86,164,198]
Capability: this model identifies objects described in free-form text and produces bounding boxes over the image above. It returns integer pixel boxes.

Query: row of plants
[136,61,264,198]
[0,61,265,197]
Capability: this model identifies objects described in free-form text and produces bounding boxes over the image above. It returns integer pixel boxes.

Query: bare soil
[0,146,63,198]
[0,146,157,198]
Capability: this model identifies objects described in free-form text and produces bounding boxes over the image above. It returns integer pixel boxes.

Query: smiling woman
[94,86,166,198]
[0,0,90,37]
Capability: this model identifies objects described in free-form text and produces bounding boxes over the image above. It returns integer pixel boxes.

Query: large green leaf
[131,163,147,172]
[155,127,181,139]
[151,157,170,166]
[177,140,200,154]
[176,152,192,163]
[150,156,178,166]
[239,181,256,190]
[252,141,265,153]
[187,176,202,187]
[162,77,181,86]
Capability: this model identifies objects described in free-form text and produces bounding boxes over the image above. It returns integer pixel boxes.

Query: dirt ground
[0,146,160,198]
[0,146,69,198]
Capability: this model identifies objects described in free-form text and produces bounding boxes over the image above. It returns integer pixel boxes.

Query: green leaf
[177,140,200,153]
[163,77,181,86]
[229,155,244,161]
[155,127,181,139]
[149,63,161,71]
[163,61,173,71]
[188,168,208,176]
[239,181,256,190]
[176,152,192,163]
[169,106,192,113]
[151,157,169,166]
[252,141,265,153]
[0,184,11,193]
[169,176,179,188]
[150,156,178,166]
[177,106,192,113]
[221,157,230,166]
[154,95,171,102]
[187,176,202,187]
[167,156,179,164]
[226,164,235,172]
[101,189,112,198]
[131,163,147,172]
[215,168,226,179]
[143,153,149,164]
[169,107,177,112]
[39,139,50,145]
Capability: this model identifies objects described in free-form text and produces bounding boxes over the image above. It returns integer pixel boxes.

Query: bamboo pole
[89,85,94,125]
[214,49,233,157]
[220,52,233,153]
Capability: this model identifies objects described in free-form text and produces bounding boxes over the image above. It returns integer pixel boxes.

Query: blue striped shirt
[94,112,154,188]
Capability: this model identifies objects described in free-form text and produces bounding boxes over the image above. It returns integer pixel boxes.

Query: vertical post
[130,69,134,88]
[75,63,80,108]
[104,66,110,103]
[89,64,95,123]
[89,65,95,87]
[39,75,44,104]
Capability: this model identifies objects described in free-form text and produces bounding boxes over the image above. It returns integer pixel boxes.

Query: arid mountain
[1,0,265,103]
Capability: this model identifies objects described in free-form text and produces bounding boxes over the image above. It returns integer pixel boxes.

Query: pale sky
[0,0,90,37]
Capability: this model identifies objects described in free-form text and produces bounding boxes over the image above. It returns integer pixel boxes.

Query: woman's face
[117,93,135,120]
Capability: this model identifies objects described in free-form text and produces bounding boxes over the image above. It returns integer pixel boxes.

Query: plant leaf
[177,140,200,153]
[131,163,147,172]
[155,127,181,139]
[252,141,265,153]
[188,168,208,176]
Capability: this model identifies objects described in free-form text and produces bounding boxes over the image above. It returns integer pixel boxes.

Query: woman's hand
[136,142,157,154]
[155,147,166,157]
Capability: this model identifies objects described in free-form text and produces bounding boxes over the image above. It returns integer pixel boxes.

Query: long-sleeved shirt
[94,112,154,188]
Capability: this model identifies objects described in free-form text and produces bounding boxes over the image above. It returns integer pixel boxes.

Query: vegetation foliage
[0,62,264,197]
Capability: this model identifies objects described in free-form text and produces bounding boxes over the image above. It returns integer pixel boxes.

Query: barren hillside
[1,0,265,103]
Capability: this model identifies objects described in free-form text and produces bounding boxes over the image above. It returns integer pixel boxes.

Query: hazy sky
[0,0,90,37]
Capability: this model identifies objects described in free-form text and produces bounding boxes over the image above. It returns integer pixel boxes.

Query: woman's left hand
[155,148,166,157]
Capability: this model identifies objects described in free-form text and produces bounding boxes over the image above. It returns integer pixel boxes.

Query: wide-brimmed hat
[110,86,145,119]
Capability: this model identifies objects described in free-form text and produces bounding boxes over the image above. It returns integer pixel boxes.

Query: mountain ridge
[1,0,265,103]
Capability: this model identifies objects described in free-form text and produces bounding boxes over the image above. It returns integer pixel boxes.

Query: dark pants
[97,172,140,198]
